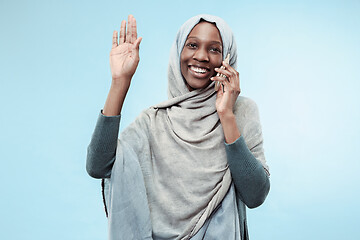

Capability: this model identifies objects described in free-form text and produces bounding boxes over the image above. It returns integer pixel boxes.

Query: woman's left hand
[210,61,241,117]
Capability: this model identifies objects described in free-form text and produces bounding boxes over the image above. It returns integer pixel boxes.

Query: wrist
[218,109,235,121]
[218,111,240,144]
[111,77,130,90]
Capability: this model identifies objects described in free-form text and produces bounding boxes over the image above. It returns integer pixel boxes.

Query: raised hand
[103,15,142,116]
[110,15,142,84]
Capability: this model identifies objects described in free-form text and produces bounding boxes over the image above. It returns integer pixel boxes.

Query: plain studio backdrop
[1,0,359,239]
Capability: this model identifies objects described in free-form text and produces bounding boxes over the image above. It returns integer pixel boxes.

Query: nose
[193,47,209,62]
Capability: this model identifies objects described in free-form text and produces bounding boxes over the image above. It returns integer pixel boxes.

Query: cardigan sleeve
[86,110,121,179]
[225,136,270,209]
[225,96,270,209]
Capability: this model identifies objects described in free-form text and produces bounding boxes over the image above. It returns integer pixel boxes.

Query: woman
[87,14,270,240]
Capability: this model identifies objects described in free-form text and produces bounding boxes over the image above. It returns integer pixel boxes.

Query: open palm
[110,15,142,81]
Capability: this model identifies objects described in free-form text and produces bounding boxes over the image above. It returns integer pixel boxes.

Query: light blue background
[1,0,359,239]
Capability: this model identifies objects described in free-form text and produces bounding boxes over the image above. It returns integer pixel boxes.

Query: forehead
[187,22,222,44]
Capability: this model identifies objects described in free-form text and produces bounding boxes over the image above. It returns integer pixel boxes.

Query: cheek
[180,51,189,75]
[215,56,223,67]
[210,57,223,70]
[180,57,186,74]
[180,50,190,63]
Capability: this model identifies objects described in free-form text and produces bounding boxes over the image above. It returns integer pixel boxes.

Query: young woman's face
[180,21,223,91]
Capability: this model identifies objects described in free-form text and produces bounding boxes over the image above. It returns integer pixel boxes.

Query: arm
[104,15,142,116]
[211,62,270,208]
[219,112,270,208]
[86,15,142,178]
[226,98,270,208]
[225,135,270,209]
[86,111,120,178]
[223,101,270,208]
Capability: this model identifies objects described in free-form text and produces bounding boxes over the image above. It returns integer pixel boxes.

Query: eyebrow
[186,36,222,45]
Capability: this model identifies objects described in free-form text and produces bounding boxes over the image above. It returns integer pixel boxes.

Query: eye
[210,47,222,53]
[186,43,197,48]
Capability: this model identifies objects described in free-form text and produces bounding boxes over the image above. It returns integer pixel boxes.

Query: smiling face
[180,21,223,91]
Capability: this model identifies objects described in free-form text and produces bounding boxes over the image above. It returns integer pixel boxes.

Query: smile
[190,66,209,73]
[188,65,211,78]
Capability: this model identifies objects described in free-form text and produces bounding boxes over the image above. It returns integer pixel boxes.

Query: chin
[186,80,211,91]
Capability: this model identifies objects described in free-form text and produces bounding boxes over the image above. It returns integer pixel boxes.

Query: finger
[222,61,240,88]
[222,61,233,70]
[132,15,137,44]
[119,20,126,44]
[222,80,232,93]
[219,81,229,93]
[128,15,133,43]
[216,83,224,96]
[126,15,132,43]
[112,30,118,48]
[215,65,226,78]
[212,76,231,89]
[133,37,142,50]
[214,81,221,91]
[210,76,228,82]
[223,61,239,76]
[214,67,232,79]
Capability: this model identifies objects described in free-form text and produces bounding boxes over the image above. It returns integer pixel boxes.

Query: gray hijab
[165,14,237,100]
[104,14,239,240]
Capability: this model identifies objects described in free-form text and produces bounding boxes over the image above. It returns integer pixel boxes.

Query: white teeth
[190,66,208,73]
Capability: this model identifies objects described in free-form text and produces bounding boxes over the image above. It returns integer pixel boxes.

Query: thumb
[134,37,142,50]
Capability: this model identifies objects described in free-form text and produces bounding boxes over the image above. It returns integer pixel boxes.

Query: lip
[189,64,210,71]
[188,65,212,79]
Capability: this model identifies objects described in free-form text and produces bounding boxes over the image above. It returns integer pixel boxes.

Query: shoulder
[233,96,260,120]
[121,108,154,135]
[232,96,262,141]
[134,107,156,122]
